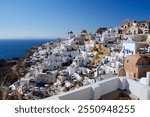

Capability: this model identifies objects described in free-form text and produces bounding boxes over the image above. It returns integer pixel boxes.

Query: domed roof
[68,31,73,34]
[81,30,87,34]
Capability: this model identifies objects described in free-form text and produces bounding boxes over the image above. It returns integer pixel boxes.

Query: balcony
[136,64,150,68]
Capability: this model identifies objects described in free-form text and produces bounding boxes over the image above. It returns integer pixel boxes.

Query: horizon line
[0,37,64,40]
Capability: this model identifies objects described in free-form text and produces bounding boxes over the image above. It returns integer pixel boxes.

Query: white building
[101,27,118,44]
[57,71,70,83]
[36,71,57,84]
[98,56,123,75]
[68,31,75,39]
[67,64,76,75]
[122,39,148,56]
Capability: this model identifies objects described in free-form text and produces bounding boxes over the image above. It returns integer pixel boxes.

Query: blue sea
[0,39,57,59]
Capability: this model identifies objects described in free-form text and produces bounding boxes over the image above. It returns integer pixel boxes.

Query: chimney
[146,72,150,86]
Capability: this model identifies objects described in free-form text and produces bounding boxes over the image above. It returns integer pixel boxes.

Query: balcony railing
[136,64,150,68]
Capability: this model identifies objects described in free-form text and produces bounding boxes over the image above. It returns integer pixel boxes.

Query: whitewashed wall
[43,77,150,100]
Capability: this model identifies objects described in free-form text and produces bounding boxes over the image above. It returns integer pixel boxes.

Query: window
[134,73,136,78]
[134,30,136,35]
[120,35,121,39]
[143,24,145,27]
[128,30,131,35]
[141,60,144,65]
[142,72,146,77]
[76,60,78,63]
[131,51,133,54]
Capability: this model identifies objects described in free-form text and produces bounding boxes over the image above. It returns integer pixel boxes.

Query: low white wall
[43,77,150,100]
[125,79,150,100]
[59,87,93,100]
[97,78,121,97]
[91,84,101,100]
[44,78,122,100]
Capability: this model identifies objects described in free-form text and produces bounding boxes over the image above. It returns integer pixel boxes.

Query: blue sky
[0,0,150,39]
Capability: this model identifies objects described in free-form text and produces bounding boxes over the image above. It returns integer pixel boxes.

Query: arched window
[134,30,136,35]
